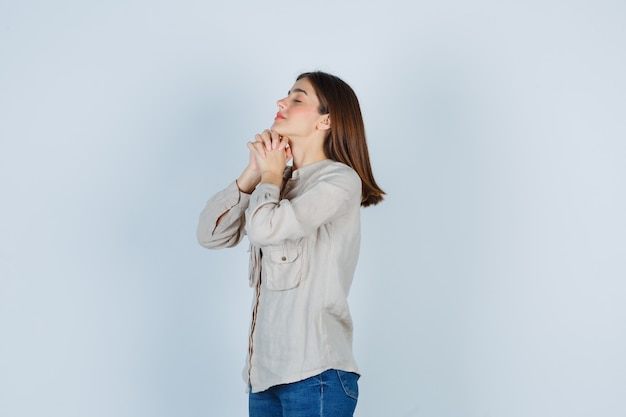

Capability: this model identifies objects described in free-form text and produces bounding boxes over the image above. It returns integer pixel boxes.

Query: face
[271,78,330,139]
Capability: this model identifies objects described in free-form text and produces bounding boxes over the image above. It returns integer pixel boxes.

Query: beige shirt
[197,159,362,393]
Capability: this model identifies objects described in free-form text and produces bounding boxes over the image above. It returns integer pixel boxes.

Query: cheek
[291,108,320,123]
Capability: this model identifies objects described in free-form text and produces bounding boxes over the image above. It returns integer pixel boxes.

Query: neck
[291,145,327,170]
[288,133,327,170]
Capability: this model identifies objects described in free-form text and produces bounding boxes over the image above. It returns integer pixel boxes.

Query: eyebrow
[288,88,308,96]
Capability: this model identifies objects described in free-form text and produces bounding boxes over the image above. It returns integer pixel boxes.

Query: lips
[275,112,286,120]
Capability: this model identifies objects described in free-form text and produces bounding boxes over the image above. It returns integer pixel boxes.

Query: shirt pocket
[262,243,304,291]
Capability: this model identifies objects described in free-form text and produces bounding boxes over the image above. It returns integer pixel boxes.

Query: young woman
[197,71,384,417]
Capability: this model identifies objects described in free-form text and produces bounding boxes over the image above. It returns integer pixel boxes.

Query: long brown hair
[297,71,385,207]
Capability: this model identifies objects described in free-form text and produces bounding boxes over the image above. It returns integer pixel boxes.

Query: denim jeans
[248,369,359,417]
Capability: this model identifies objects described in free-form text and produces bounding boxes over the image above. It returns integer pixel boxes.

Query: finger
[261,129,273,150]
[277,135,289,151]
[248,141,265,158]
[285,142,293,160]
[270,130,281,150]
[254,132,272,151]
[255,141,268,157]
[254,133,270,151]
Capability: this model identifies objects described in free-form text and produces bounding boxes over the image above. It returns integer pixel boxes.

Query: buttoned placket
[247,256,262,389]
[246,167,299,390]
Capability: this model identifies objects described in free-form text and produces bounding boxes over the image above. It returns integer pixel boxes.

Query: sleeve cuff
[250,183,281,208]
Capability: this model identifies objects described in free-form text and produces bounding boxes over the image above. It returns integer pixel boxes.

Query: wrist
[237,168,260,194]
[260,171,282,187]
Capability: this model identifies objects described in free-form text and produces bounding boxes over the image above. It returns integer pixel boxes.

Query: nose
[277,98,287,110]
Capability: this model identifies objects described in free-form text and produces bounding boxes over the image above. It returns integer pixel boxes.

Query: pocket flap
[269,247,299,264]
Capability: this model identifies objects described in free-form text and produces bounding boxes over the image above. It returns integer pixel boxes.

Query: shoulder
[319,160,361,184]
[316,161,361,198]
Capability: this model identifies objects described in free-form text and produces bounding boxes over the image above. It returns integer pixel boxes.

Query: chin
[271,125,286,136]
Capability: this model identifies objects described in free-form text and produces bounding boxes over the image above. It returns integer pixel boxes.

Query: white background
[1,1,625,416]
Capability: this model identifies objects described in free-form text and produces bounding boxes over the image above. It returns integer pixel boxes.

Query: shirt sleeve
[197,181,251,249]
[245,167,361,246]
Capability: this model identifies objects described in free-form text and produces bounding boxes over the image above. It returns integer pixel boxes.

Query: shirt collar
[289,159,333,180]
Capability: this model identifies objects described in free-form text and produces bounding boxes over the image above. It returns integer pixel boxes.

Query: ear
[317,116,331,131]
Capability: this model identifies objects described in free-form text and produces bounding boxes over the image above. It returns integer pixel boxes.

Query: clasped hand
[247,129,292,186]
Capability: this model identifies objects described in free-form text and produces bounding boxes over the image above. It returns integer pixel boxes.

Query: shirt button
[281,256,287,261]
